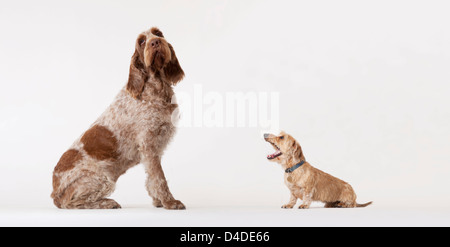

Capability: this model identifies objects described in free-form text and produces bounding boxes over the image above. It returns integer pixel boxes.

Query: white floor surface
[1,203,449,227]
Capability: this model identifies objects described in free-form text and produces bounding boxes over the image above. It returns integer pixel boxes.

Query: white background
[1,0,450,226]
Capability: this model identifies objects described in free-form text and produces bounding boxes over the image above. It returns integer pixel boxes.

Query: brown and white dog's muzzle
[144,37,171,71]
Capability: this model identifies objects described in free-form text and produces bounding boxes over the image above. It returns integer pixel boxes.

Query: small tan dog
[264,131,372,209]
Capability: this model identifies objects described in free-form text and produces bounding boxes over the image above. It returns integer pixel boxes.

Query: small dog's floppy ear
[127,50,147,99]
[164,43,184,85]
[291,140,304,159]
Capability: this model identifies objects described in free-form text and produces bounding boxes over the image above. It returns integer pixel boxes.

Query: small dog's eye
[280,136,284,139]
[139,39,146,46]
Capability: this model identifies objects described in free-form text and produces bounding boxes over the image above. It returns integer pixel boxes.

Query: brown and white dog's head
[264,131,305,164]
[127,27,184,99]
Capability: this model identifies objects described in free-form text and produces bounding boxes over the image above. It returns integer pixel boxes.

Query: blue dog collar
[285,160,305,173]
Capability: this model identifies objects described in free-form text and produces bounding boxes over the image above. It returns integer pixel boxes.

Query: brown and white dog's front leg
[143,155,185,210]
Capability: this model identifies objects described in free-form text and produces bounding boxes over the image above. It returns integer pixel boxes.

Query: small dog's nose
[150,39,160,48]
[264,133,270,139]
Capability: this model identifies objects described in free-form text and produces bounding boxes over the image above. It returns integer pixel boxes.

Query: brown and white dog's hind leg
[55,171,120,209]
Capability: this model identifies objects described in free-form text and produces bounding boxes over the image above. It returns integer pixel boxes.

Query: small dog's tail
[356,201,373,207]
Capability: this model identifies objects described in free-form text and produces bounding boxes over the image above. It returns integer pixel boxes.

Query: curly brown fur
[264,131,372,209]
[51,27,185,209]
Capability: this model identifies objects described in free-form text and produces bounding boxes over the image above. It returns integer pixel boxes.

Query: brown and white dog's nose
[264,133,270,139]
[150,38,160,48]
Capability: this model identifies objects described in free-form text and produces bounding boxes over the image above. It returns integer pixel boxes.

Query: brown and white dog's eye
[280,136,284,140]
[139,38,146,46]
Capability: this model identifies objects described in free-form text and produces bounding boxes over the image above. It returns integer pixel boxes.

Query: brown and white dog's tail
[356,201,373,207]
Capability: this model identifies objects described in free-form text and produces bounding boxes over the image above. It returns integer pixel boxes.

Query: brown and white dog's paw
[281,204,294,209]
[94,199,122,209]
[163,200,186,210]
[152,198,163,208]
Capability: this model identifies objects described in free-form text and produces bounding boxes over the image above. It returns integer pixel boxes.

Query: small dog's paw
[281,204,294,209]
[163,200,186,210]
[298,204,310,209]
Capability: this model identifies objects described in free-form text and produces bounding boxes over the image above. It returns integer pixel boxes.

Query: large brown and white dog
[264,131,372,209]
[51,27,185,209]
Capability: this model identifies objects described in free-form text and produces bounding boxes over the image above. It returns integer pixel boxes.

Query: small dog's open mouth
[267,141,282,160]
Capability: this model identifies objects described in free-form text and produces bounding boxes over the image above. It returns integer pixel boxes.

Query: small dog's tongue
[267,150,282,159]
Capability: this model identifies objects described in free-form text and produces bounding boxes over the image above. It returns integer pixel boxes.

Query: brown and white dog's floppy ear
[164,43,184,85]
[127,50,147,99]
